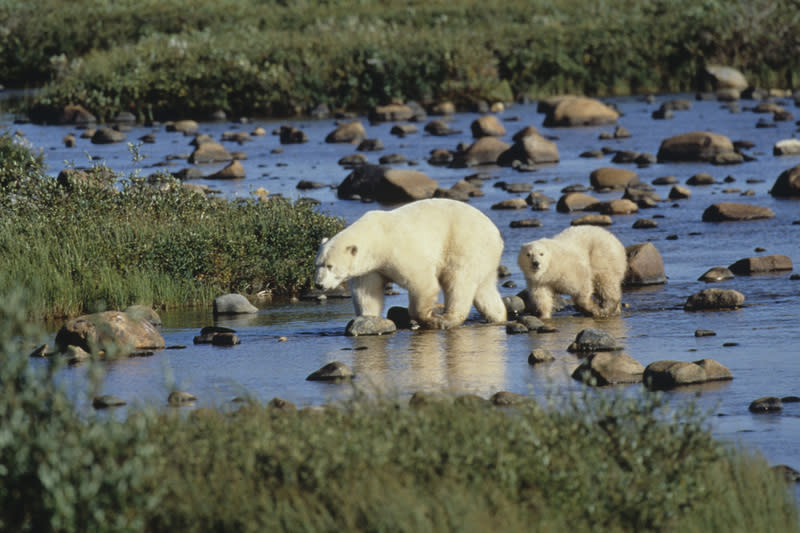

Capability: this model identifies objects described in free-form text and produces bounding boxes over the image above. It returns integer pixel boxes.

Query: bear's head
[314,236,360,290]
[518,240,551,280]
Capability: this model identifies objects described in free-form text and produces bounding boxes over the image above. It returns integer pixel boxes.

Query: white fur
[518,226,626,319]
[314,198,507,329]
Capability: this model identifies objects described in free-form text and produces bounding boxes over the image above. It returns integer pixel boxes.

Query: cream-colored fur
[314,198,507,329]
[518,226,626,319]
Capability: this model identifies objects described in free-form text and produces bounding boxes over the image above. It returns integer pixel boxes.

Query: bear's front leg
[529,286,555,319]
[407,279,445,329]
[350,272,387,316]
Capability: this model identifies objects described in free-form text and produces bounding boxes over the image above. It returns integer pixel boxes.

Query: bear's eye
[326,264,333,270]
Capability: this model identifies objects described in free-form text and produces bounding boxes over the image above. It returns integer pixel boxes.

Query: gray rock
[698,266,735,282]
[728,254,793,275]
[213,294,258,315]
[345,316,397,336]
[567,328,623,353]
[91,127,127,144]
[684,288,745,310]
[337,164,437,203]
[624,242,667,286]
[55,310,166,357]
[657,131,736,162]
[749,396,782,413]
[211,332,241,346]
[701,202,775,222]
[572,352,644,386]
[644,360,708,389]
[306,361,355,381]
[528,348,555,365]
[503,295,526,318]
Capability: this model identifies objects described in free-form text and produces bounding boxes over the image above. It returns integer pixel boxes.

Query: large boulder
[590,168,639,190]
[656,131,736,163]
[497,133,559,166]
[773,139,800,156]
[325,121,367,144]
[450,137,511,167]
[55,310,165,357]
[644,358,731,390]
[337,164,438,203]
[207,160,245,179]
[572,352,644,386]
[701,202,775,222]
[542,97,619,127]
[556,192,600,213]
[624,242,666,286]
[470,115,506,138]
[189,141,233,164]
[728,254,793,275]
[770,164,800,197]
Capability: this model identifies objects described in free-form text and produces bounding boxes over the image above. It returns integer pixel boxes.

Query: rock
[59,104,97,126]
[687,173,716,186]
[749,396,782,413]
[124,305,162,327]
[451,137,511,167]
[470,115,506,137]
[491,198,527,210]
[695,329,717,337]
[653,176,678,185]
[424,120,461,136]
[189,141,232,164]
[556,192,599,212]
[345,316,397,336]
[668,185,691,200]
[297,180,326,190]
[338,153,368,167]
[773,139,800,156]
[567,328,623,353]
[325,121,367,143]
[572,352,644,386]
[502,295,526,318]
[656,131,736,162]
[644,360,708,389]
[589,168,639,190]
[206,160,245,179]
[168,391,197,405]
[542,97,619,127]
[510,218,542,228]
[63,133,76,147]
[92,395,127,409]
[267,397,298,412]
[528,348,555,364]
[306,361,355,381]
[213,294,258,315]
[491,391,531,407]
[55,311,165,357]
[571,214,613,226]
[357,138,384,152]
[279,125,308,144]
[704,65,749,91]
[695,358,733,381]
[684,288,745,311]
[591,199,639,215]
[770,164,800,197]
[497,133,559,166]
[632,218,658,229]
[193,326,237,344]
[211,332,241,346]
[701,202,775,222]
[167,120,199,134]
[91,127,127,144]
[337,164,438,203]
[728,254,793,275]
[387,306,414,329]
[624,242,666,286]
[429,101,456,115]
[390,124,418,137]
[698,266,735,282]
[369,103,415,122]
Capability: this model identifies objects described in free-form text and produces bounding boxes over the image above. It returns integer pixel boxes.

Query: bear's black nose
[530,260,539,269]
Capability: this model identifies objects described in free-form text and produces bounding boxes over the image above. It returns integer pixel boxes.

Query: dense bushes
[4,0,798,122]
[0,133,344,318]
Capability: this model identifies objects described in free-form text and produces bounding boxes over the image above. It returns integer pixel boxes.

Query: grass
[3,0,797,122]
[0,288,796,532]
[0,131,344,319]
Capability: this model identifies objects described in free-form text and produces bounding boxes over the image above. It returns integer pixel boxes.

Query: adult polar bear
[518,226,626,319]
[314,198,507,329]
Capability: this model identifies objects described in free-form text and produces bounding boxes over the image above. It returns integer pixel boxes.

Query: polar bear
[518,226,626,319]
[314,198,507,329]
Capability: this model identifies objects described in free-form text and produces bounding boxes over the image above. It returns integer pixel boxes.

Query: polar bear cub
[518,225,627,319]
[314,198,507,329]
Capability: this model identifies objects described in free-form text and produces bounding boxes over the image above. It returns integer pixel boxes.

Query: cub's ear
[321,237,329,245]
[346,245,358,256]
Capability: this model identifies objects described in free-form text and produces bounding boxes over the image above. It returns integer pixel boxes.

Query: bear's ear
[346,245,358,256]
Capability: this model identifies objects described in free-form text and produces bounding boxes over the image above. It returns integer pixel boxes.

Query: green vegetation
[0,296,796,532]
[3,0,797,121]
[0,132,344,318]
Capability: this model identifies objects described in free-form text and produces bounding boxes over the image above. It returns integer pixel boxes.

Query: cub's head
[314,236,359,290]
[518,240,551,280]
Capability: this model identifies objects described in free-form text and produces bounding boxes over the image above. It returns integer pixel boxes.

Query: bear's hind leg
[350,272,387,316]
[421,276,473,329]
[592,275,622,317]
[473,277,507,323]
[407,278,443,328]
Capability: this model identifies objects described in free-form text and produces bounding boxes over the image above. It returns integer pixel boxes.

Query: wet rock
[687,173,716,186]
[589,167,639,190]
[306,361,355,381]
[267,397,298,412]
[451,137,511,167]
[695,329,717,337]
[55,310,165,357]
[701,202,775,222]
[556,192,600,212]
[611,150,639,164]
[624,242,666,286]
[498,132,559,166]
[387,306,415,329]
[571,214,613,226]
[168,391,197,406]
[572,352,644,386]
[207,160,245,179]
[684,288,745,311]
[542,96,619,127]
[728,254,793,275]
[501,182,533,193]
[695,358,733,380]
[623,186,661,208]
[325,121,367,144]
[491,198,528,210]
[509,218,542,228]
[591,199,639,215]
[644,361,708,389]
[279,125,308,144]
[632,218,658,229]
[653,176,678,185]
[63,133,76,147]
[470,115,506,137]
[773,139,800,156]
[528,348,555,364]
[424,120,461,136]
[772,465,800,483]
[337,164,437,203]
[526,192,553,211]
[91,127,127,144]
[506,321,530,334]
[357,138,384,152]
[211,332,241,346]
[338,153,368,168]
[668,185,691,200]
[297,179,326,190]
[193,326,237,344]
[770,164,800,197]
[749,396,782,413]
[502,295,526,318]
[92,395,127,409]
[59,104,97,126]
[345,316,397,336]
[567,328,623,353]
[698,266,735,282]
[379,153,409,165]
[390,124,418,137]
[189,141,232,164]
[657,131,736,162]
[213,293,258,315]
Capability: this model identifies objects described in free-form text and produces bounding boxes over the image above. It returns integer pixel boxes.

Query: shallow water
[5,94,800,474]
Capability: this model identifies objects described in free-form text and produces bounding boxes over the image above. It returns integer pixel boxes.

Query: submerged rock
[306,361,355,381]
[698,266,735,282]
